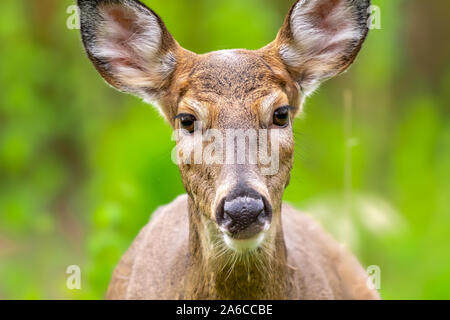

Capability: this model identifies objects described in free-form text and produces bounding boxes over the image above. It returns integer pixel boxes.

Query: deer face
[78,0,370,251]
[174,50,300,249]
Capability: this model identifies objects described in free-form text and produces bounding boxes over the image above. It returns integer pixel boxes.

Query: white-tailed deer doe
[78,0,380,299]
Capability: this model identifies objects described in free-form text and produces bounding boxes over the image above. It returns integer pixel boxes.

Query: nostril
[216,198,229,226]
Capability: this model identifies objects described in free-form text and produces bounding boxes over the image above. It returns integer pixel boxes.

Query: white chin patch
[223,232,266,253]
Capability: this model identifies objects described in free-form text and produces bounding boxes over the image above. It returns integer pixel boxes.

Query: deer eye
[273,106,291,127]
[176,113,197,133]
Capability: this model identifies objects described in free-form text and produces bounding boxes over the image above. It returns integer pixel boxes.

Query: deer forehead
[186,50,284,95]
[176,50,293,123]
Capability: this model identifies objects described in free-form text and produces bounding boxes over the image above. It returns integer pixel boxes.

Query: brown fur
[78,0,378,300]
[106,195,379,299]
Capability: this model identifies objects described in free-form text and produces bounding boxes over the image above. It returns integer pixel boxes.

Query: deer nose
[216,191,272,239]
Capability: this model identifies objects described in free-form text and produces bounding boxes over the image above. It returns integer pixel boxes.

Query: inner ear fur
[78,0,182,104]
[266,0,371,96]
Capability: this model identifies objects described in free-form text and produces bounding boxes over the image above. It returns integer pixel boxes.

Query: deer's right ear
[78,0,180,107]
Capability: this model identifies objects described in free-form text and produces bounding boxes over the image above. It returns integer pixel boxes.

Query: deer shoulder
[282,204,380,300]
[106,195,190,300]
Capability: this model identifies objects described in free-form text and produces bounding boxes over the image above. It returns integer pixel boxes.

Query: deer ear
[78,0,179,104]
[273,0,370,96]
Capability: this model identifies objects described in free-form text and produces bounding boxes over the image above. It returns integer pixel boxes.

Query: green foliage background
[0,0,449,299]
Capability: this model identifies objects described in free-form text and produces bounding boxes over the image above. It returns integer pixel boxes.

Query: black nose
[216,189,272,239]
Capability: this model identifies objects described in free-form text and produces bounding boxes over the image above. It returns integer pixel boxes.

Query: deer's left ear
[78,0,182,107]
[270,0,371,96]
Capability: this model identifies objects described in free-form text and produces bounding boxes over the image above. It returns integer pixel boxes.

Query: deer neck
[185,196,291,300]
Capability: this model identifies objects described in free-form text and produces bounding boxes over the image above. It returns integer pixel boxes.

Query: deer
[77,0,380,300]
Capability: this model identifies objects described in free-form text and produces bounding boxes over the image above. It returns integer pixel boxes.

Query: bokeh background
[1,0,449,299]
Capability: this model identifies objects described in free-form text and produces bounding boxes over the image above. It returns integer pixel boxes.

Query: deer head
[78,0,370,253]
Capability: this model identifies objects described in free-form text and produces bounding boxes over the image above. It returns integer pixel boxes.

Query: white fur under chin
[223,232,266,253]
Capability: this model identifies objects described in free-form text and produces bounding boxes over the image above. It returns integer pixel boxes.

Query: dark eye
[273,106,291,127]
[176,113,197,133]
